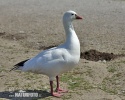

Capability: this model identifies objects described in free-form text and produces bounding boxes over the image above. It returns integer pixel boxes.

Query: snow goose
[10,10,82,97]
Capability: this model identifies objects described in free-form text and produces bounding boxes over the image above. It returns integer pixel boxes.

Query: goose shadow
[0,89,51,100]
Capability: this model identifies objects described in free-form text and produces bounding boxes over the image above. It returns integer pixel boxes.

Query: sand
[0,0,125,100]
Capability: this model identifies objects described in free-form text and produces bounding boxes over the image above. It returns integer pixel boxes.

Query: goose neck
[63,20,74,33]
[63,20,80,51]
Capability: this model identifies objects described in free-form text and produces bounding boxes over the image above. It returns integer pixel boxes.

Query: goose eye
[71,14,74,15]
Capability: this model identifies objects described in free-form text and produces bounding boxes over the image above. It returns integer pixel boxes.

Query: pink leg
[55,76,68,93]
[50,81,63,97]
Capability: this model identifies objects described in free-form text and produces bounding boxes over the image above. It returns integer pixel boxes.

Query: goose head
[63,10,82,22]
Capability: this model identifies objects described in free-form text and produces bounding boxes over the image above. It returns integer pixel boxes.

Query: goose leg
[50,81,63,97]
[55,76,68,93]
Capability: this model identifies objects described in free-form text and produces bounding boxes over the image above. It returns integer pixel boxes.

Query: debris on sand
[0,32,6,36]
[38,45,57,50]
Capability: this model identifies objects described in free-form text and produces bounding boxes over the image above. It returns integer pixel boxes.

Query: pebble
[18,90,26,92]
[103,60,106,63]
[19,31,25,34]
[98,60,106,63]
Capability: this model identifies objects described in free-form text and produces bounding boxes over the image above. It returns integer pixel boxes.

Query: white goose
[10,10,82,97]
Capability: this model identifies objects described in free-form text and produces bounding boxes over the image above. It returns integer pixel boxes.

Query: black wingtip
[10,59,29,72]
[9,65,19,72]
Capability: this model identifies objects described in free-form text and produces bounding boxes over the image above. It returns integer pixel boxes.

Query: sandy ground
[0,0,125,100]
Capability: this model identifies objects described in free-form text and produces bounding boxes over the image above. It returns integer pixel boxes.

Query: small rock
[103,60,106,63]
[19,31,25,34]
[18,90,26,92]
[98,60,102,63]
[43,86,48,90]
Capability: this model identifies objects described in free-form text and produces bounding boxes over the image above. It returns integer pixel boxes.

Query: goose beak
[75,15,83,19]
